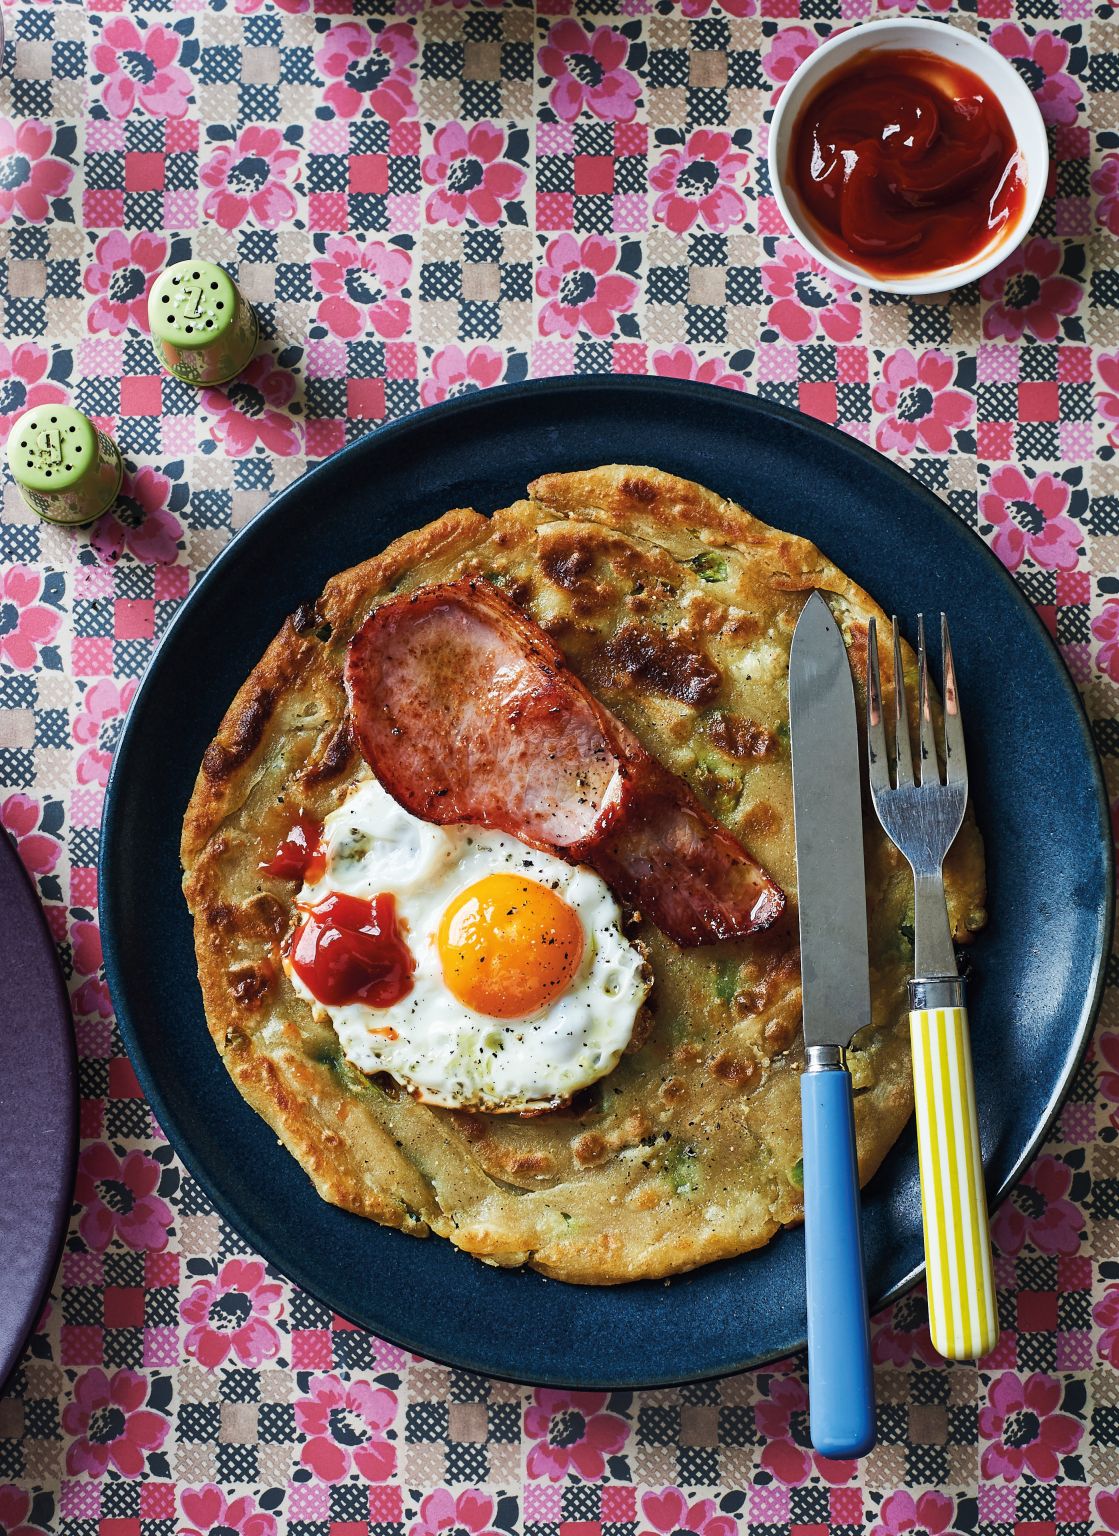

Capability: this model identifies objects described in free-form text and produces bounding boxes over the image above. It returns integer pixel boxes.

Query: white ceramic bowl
[767,17,1049,297]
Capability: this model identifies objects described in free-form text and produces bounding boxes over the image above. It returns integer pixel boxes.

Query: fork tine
[916,614,940,786]
[866,617,891,794]
[941,613,967,786]
[892,616,915,786]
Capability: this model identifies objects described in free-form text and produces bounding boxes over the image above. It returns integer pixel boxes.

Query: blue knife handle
[801,1059,876,1459]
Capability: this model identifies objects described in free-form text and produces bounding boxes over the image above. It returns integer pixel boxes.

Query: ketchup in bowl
[787,49,1025,281]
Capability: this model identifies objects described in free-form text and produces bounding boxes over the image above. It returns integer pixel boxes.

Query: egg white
[284,776,650,1112]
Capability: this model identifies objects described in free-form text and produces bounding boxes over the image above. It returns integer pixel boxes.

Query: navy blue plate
[101,378,1111,1388]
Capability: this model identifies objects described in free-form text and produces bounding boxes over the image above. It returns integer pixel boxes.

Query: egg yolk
[437,873,585,1020]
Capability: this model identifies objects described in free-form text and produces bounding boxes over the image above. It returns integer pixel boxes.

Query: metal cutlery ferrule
[909,976,966,1011]
[804,1042,846,1073]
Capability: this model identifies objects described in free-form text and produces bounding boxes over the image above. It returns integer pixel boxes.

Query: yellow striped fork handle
[909,1004,998,1361]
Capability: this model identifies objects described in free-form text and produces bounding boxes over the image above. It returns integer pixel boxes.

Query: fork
[866,614,998,1362]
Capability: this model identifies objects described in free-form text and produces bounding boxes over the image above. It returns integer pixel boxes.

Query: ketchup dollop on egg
[290,891,414,1011]
[787,49,1025,280]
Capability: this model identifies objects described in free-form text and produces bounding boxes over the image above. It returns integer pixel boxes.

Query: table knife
[789,590,876,1459]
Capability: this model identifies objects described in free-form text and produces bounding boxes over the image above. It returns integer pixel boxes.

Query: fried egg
[284,776,650,1112]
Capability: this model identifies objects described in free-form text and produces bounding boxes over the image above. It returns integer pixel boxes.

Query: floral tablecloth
[1,0,1118,1530]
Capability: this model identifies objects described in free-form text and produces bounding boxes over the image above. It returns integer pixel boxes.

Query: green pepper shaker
[148,259,258,386]
[6,403,123,527]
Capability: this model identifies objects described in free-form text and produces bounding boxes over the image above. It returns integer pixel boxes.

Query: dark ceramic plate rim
[101,377,1112,1388]
[0,831,77,1393]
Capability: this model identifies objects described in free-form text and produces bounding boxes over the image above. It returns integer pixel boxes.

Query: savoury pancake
[181,465,986,1284]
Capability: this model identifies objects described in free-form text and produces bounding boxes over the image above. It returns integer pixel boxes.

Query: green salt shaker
[148,259,258,386]
[6,403,123,527]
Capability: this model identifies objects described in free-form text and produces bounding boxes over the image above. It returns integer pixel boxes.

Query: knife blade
[790,591,871,1048]
[788,589,876,1460]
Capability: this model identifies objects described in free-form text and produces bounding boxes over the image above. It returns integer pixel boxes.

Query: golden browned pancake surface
[181,465,986,1284]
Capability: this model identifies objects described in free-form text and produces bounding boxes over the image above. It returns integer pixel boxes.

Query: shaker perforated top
[6,401,123,526]
[148,260,240,351]
[7,403,99,496]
